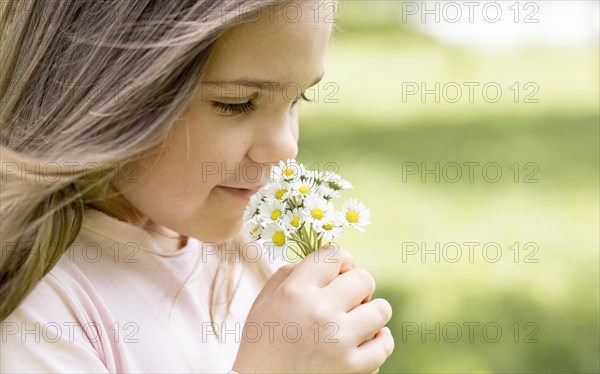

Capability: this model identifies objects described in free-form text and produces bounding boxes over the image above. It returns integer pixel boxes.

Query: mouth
[217,186,261,200]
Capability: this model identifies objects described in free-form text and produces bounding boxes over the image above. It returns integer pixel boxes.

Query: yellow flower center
[323,222,334,230]
[275,189,286,200]
[291,216,300,227]
[311,208,324,219]
[298,186,310,194]
[252,226,259,233]
[271,210,282,220]
[347,211,359,223]
[272,231,286,246]
[283,168,294,176]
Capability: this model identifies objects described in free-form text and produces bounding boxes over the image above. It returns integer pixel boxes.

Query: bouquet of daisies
[242,159,370,261]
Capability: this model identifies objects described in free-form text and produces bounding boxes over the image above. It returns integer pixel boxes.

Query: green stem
[298,226,311,254]
[288,245,303,260]
[303,225,314,253]
[308,226,319,252]
[289,235,310,257]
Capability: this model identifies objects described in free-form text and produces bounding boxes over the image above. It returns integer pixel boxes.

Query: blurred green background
[296,1,599,373]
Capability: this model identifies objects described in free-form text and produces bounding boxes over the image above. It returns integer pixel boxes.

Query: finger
[324,268,376,312]
[286,245,356,288]
[259,263,296,296]
[347,298,392,343]
[356,327,394,373]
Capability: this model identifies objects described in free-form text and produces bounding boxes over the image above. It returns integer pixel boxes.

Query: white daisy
[320,186,341,200]
[262,241,288,262]
[242,189,265,222]
[247,217,264,241]
[301,196,334,226]
[282,208,303,233]
[342,198,371,232]
[261,222,289,261]
[239,159,370,260]
[313,211,345,242]
[258,199,287,223]
[271,159,304,183]
[264,181,292,203]
[291,177,321,199]
[323,171,353,190]
[304,169,324,183]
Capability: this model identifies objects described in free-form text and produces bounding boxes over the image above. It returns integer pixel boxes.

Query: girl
[0,1,394,372]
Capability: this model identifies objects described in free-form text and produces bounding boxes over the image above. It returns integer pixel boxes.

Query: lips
[217,185,263,201]
[219,184,265,192]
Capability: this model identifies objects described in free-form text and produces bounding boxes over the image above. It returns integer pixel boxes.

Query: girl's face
[112,1,334,244]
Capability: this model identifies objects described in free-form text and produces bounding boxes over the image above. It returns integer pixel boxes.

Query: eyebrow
[203,72,325,90]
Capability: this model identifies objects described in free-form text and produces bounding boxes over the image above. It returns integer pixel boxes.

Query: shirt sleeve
[1,273,109,373]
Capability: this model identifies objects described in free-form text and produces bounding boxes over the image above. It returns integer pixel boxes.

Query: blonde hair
[0,0,285,326]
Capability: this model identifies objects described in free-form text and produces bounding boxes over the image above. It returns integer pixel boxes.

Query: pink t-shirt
[1,208,285,373]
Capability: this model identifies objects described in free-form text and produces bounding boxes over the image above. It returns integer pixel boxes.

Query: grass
[293,18,600,373]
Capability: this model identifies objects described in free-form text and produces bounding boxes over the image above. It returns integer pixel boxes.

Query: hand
[232,246,394,373]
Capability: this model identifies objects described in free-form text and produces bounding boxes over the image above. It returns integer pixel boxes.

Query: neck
[143,220,189,250]
[86,185,187,251]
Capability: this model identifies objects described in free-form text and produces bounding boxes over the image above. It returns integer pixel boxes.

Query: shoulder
[1,260,110,372]
[7,257,106,324]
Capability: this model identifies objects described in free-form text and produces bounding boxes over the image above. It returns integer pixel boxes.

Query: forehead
[202,1,334,88]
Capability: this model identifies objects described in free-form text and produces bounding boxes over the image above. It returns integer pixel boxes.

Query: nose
[247,109,299,166]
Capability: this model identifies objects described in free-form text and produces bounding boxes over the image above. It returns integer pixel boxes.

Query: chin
[194,220,244,244]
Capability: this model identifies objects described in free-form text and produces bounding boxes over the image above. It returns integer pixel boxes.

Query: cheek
[113,108,255,238]
[116,157,204,216]
[119,135,248,213]
[116,139,211,213]
[185,124,254,184]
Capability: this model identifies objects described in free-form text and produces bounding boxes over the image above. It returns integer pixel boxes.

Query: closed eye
[211,91,313,116]
[211,101,256,115]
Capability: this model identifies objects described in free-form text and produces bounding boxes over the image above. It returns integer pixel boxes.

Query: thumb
[259,263,297,296]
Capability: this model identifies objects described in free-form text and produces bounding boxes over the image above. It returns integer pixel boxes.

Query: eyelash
[211,92,313,116]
